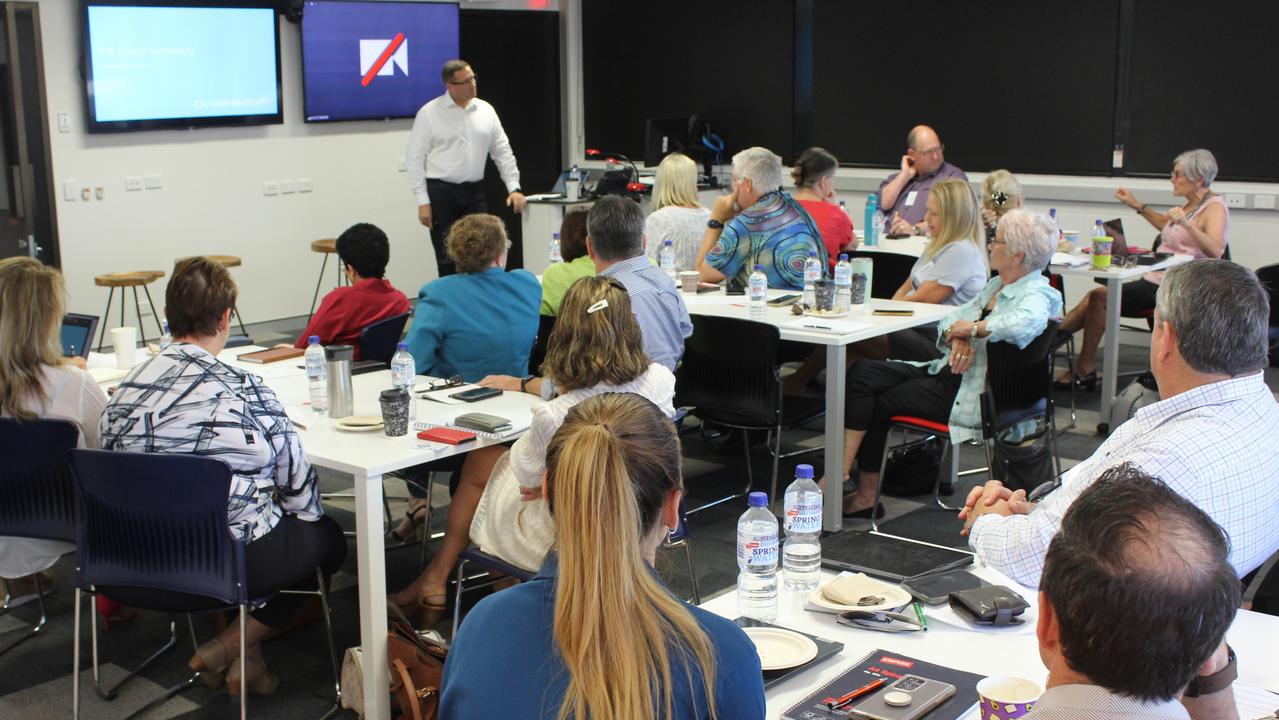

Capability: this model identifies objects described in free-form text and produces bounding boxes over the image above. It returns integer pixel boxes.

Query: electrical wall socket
[397,160,406,172]
[145,174,162,189]
[1254,194,1276,210]
[280,180,297,194]
[124,176,143,191]
[1225,193,1247,208]
[263,181,280,196]
[57,113,71,133]
[63,180,77,201]
[297,178,313,193]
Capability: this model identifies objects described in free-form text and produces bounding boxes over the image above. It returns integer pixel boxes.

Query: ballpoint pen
[824,677,887,710]
[913,601,929,631]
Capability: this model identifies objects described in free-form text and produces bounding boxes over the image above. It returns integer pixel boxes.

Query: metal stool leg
[96,288,115,352]
[131,287,149,347]
[309,253,330,320]
[141,283,164,337]
[232,306,250,338]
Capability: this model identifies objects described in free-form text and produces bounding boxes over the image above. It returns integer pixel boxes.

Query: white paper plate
[741,626,819,671]
[808,582,913,614]
[804,308,849,319]
[335,416,384,432]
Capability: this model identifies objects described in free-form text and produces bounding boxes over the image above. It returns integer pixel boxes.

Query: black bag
[990,425,1054,493]
[880,437,945,496]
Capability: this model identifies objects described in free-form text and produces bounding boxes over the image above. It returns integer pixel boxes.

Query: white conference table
[681,291,952,532]
[701,565,1279,719]
[92,347,539,720]
[1052,254,1191,431]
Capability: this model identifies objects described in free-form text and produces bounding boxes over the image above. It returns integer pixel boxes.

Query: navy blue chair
[68,449,340,720]
[0,419,79,656]
[358,311,411,366]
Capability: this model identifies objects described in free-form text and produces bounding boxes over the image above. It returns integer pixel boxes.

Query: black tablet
[61,313,99,359]
[821,531,974,582]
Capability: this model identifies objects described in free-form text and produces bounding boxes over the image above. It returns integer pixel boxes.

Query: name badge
[904,191,918,207]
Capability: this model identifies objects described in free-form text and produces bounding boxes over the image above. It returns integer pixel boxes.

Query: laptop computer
[61,313,99,359]
[551,167,591,195]
[1102,218,1171,265]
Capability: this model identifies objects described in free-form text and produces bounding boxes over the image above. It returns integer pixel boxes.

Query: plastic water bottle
[802,252,822,308]
[305,336,327,414]
[158,320,172,351]
[1092,218,1106,241]
[863,193,879,247]
[659,238,676,279]
[549,232,562,264]
[834,254,853,312]
[783,464,823,592]
[390,342,417,422]
[838,200,849,219]
[748,265,768,320]
[737,492,779,621]
[871,207,886,246]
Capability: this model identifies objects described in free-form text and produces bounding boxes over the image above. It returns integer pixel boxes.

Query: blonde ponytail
[546,393,719,720]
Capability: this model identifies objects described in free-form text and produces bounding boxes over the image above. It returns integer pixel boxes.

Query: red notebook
[417,427,476,445]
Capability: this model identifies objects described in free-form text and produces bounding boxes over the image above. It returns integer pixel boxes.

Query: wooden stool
[309,239,348,320]
[180,254,249,337]
[94,271,165,352]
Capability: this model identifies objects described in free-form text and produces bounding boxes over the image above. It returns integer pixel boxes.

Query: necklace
[1183,189,1213,218]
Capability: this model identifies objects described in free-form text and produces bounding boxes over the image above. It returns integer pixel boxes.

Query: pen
[804,323,833,330]
[913,601,929,631]
[824,677,887,710]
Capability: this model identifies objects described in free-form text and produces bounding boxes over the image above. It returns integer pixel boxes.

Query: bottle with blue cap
[737,491,779,621]
[783,464,823,591]
[748,264,768,320]
[305,336,327,414]
[390,341,417,422]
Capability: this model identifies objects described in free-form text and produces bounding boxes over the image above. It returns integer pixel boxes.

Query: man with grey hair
[696,146,825,290]
[406,59,526,276]
[879,125,968,234]
[962,259,1279,588]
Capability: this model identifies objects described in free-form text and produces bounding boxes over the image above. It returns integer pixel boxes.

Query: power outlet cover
[1225,193,1247,208]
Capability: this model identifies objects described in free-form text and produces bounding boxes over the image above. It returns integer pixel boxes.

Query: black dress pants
[844,359,962,469]
[426,179,488,277]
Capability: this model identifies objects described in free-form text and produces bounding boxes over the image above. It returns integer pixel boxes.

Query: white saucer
[808,582,913,614]
[741,626,819,671]
[335,415,384,432]
[804,308,849,319]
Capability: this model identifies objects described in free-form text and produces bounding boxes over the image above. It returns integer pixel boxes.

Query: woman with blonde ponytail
[441,392,765,719]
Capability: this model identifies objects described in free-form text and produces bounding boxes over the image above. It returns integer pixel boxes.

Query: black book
[782,648,983,720]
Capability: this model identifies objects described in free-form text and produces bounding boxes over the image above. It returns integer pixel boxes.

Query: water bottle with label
[737,491,779,621]
[305,336,327,414]
[748,265,768,320]
[159,320,172,351]
[549,232,562,264]
[390,342,417,422]
[659,238,676,280]
[783,464,822,591]
[834,254,853,312]
[802,252,822,308]
[871,207,886,246]
[864,193,879,247]
[566,164,580,201]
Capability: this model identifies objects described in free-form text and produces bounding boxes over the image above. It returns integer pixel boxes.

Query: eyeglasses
[912,144,944,157]
[447,74,477,86]
[424,375,464,391]
[987,238,1007,247]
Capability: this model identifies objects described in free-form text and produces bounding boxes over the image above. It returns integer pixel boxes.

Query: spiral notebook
[413,419,530,441]
[782,649,981,720]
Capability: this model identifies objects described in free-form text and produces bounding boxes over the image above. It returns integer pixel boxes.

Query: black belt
[426,178,484,188]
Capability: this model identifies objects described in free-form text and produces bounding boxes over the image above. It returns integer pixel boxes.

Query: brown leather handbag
[387,607,449,720]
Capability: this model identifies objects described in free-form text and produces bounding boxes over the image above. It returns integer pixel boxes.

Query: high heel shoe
[391,503,429,542]
[226,655,280,696]
[95,595,137,633]
[1053,370,1098,391]
[189,638,233,689]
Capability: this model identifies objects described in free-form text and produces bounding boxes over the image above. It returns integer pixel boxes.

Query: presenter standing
[406,59,526,276]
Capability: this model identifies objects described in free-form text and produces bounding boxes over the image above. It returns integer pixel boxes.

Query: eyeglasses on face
[912,144,944,157]
[447,74,477,86]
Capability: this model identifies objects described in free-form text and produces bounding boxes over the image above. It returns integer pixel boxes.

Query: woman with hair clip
[440,392,765,720]
[390,276,676,625]
[791,146,855,273]
[980,170,1024,241]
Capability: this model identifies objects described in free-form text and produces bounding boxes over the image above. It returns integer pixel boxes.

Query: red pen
[824,677,886,710]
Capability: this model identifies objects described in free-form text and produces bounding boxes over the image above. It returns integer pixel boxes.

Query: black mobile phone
[725,277,746,296]
[849,675,956,720]
[767,294,800,307]
[449,387,502,403]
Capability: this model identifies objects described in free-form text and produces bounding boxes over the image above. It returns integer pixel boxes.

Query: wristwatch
[519,375,534,393]
[1184,645,1236,697]
[913,224,923,236]
[707,219,725,230]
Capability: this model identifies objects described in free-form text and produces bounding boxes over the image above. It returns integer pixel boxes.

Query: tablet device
[900,569,988,605]
[61,313,99,359]
[821,531,974,582]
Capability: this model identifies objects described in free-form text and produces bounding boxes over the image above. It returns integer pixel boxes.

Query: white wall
[36,0,438,325]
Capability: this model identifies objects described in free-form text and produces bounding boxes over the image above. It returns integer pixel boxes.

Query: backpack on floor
[1108,372,1161,433]
[880,436,946,496]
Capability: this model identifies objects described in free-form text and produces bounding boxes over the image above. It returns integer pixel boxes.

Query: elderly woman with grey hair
[1057,148,1229,390]
[828,209,1063,518]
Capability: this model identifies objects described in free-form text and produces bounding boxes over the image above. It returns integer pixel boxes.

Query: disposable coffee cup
[1063,230,1080,248]
[976,676,1042,720]
[379,388,411,437]
[111,326,138,369]
[1091,236,1113,269]
[813,280,835,311]
[565,177,579,201]
[678,270,700,293]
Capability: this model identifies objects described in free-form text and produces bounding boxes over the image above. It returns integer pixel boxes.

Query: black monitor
[644,116,692,167]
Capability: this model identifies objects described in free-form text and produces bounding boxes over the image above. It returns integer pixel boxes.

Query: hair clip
[990,190,1009,208]
[587,299,609,314]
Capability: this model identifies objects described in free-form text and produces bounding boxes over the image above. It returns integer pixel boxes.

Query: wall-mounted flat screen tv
[82,0,283,133]
[301,0,459,123]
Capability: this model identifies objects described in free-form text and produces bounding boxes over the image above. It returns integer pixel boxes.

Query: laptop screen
[61,314,99,359]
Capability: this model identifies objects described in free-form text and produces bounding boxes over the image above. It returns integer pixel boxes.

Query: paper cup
[976,676,1042,720]
[379,388,411,437]
[111,326,138,369]
[1063,230,1080,248]
[679,270,700,293]
[1091,236,1113,269]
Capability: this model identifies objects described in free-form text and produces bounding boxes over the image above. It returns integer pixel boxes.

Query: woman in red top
[791,147,856,273]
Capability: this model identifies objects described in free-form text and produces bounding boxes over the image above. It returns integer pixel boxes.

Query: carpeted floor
[3,317,1274,718]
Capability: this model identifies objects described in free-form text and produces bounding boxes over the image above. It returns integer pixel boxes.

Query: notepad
[238,347,304,364]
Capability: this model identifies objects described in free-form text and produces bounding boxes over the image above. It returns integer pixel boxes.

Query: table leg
[355,471,390,720]
[823,344,847,532]
[1099,277,1123,432]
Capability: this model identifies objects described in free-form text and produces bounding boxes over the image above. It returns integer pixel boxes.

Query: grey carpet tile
[0,663,202,720]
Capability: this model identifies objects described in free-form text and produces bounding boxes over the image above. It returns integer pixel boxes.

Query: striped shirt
[100,343,322,543]
[1022,684,1190,719]
[970,371,1279,588]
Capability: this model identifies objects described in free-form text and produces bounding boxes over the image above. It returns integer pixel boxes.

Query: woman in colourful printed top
[830,210,1062,519]
[101,257,346,696]
[1057,149,1229,390]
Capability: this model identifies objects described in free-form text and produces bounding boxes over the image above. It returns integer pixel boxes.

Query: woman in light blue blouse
[832,209,1062,518]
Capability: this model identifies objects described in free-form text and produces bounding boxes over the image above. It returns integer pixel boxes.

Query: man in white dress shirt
[1025,464,1239,720]
[406,59,525,276]
[960,259,1279,588]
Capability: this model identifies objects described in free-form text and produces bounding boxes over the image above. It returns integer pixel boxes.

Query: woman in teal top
[440,392,765,720]
[405,213,541,381]
[831,209,1063,518]
[539,208,594,316]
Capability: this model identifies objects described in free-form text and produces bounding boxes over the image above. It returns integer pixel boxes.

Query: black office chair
[870,322,1062,533]
[0,419,79,657]
[850,250,916,299]
[358,312,411,365]
[675,315,825,513]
